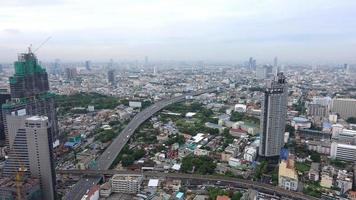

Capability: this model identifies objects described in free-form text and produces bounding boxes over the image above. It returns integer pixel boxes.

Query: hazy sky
[1,0,356,64]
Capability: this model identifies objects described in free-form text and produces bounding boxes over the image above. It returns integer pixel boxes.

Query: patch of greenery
[330,159,347,168]
[181,155,216,175]
[295,162,311,173]
[94,129,121,143]
[165,134,185,146]
[112,145,146,168]
[254,161,268,180]
[303,182,322,198]
[230,111,260,124]
[55,92,119,115]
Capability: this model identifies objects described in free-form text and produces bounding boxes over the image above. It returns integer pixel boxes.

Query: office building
[0,64,3,73]
[85,60,91,71]
[273,56,280,75]
[259,73,288,158]
[256,65,273,80]
[248,57,256,70]
[65,67,77,80]
[278,156,298,191]
[3,115,55,200]
[1,50,59,144]
[332,129,356,145]
[107,69,115,85]
[307,103,328,118]
[111,174,143,194]
[331,98,356,119]
[330,142,356,162]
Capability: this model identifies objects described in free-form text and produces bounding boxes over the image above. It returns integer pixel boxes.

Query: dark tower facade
[259,73,288,159]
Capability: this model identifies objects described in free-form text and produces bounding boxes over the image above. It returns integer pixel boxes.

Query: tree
[310,152,321,162]
[285,124,295,137]
[121,154,135,166]
[230,111,244,122]
[181,155,216,175]
[231,192,243,200]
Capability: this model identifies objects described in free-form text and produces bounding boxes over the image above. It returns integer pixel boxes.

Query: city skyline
[1,0,356,63]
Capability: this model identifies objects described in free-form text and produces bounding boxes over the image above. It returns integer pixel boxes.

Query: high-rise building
[0,92,11,144]
[248,57,256,70]
[153,66,157,76]
[1,50,59,144]
[3,115,55,200]
[331,98,356,119]
[144,56,148,67]
[107,69,115,85]
[85,60,91,71]
[274,56,278,68]
[330,142,356,162]
[256,65,273,80]
[307,103,328,118]
[0,64,3,73]
[259,73,288,159]
[65,67,77,80]
[9,52,49,98]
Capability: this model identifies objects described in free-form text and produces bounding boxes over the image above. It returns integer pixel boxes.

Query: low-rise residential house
[243,146,257,162]
[336,170,353,194]
[320,165,335,188]
[194,148,210,156]
[229,128,248,137]
[308,162,320,182]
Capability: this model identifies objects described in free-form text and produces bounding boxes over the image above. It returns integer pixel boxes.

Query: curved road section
[64,88,216,200]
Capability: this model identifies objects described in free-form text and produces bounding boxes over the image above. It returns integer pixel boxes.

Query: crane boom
[33,36,52,53]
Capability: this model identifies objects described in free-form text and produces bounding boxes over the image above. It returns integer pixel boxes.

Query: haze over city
[1,0,356,63]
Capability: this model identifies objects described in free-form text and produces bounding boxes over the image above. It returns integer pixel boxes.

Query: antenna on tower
[33,36,52,53]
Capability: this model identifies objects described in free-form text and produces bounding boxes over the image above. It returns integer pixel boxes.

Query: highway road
[59,169,318,200]
[63,88,216,200]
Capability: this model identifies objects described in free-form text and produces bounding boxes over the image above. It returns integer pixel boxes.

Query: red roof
[216,195,230,200]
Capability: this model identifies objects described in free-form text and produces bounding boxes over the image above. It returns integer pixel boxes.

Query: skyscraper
[107,69,115,85]
[3,115,55,200]
[85,60,91,71]
[0,92,11,144]
[248,57,256,70]
[9,52,49,98]
[274,56,278,68]
[0,49,59,145]
[259,73,288,159]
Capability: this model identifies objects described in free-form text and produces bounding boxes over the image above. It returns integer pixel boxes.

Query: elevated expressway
[63,88,217,200]
[59,169,318,200]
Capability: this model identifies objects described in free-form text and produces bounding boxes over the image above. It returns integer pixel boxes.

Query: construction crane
[9,144,28,200]
[33,36,52,53]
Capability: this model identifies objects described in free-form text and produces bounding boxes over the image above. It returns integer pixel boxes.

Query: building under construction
[0,49,59,145]
[0,176,42,200]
